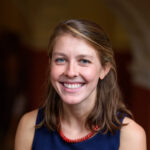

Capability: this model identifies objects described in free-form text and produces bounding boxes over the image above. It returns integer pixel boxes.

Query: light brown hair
[40,19,132,134]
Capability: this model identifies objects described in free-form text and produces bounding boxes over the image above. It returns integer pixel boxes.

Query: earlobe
[99,63,111,80]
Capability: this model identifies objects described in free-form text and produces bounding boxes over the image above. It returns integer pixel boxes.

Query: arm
[119,117,147,150]
[14,109,38,150]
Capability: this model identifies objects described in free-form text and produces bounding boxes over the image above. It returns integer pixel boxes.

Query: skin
[50,34,108,105]
[15,34,147,150]
[50,34,110,138]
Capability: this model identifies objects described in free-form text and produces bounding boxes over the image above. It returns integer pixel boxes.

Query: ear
[99,63,111,80]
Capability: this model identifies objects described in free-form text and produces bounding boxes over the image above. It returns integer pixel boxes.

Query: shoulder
[14,109,38,150]
[119,117,147,150]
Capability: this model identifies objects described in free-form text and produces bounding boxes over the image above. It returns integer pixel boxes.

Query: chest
[32,127,120,150]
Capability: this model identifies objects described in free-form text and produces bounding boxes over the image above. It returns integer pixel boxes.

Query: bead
[58,126,98,143]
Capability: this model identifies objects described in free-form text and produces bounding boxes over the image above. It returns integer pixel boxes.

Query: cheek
[81,67,100,82]
[50,66,62,91]
[50,65,60,81]
[50,64,66,83]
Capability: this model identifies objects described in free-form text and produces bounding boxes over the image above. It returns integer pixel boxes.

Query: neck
[59,100,97,140]
[62,104,88,127]
[60,97,96,131]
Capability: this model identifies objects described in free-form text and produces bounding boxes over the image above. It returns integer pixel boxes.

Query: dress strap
[35,108,44,125]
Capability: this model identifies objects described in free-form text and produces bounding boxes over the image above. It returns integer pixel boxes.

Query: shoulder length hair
[39,19,132,134]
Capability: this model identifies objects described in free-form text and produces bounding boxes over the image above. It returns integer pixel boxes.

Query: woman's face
[50,34,109,105]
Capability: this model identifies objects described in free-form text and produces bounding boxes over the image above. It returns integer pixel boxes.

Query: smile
[60,82,85,89]
[64,83,83,89]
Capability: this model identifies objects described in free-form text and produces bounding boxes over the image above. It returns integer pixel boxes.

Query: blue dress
[32,109,122,150]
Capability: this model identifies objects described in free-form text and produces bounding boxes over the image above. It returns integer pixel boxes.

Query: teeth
[63,83,82,89]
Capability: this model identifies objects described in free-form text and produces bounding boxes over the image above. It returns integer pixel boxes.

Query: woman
[15,19,147,150]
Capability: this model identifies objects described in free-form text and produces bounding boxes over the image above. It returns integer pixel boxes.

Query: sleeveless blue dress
[32,109,123,150]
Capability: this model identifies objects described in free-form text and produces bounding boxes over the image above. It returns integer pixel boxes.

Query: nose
[64,62,78,78]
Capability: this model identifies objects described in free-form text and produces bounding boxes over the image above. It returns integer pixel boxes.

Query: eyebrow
[52,52,94,59]
[77,55,94,59]
[52,52,66,57]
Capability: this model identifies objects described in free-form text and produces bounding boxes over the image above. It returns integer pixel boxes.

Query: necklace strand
[58,126,99,143]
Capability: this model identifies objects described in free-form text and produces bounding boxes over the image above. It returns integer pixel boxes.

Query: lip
[59,82,85,93]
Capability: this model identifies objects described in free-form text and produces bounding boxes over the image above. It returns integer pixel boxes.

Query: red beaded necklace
[58,126,99,143]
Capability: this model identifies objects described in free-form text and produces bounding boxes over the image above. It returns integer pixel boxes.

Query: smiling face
[50,34,109,106]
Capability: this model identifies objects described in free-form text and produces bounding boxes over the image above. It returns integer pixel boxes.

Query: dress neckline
[58,126,99,143]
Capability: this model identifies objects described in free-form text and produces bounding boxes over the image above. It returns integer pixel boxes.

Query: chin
[61,96,84,105]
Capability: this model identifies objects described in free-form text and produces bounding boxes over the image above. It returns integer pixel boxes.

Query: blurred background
[0,0,150,149]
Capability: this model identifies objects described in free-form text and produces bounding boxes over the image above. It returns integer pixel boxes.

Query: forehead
[53,34,100,57]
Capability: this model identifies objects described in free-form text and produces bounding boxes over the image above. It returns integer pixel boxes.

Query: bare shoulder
[119,117,147,150]
[14,109,38,150]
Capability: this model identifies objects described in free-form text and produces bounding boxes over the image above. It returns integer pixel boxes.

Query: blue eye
[55,58,66,63]
[80,59,90,64]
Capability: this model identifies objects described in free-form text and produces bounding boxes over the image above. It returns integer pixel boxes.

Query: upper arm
[14,109,38,150]
[119,117,147,150]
